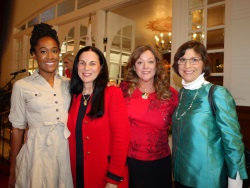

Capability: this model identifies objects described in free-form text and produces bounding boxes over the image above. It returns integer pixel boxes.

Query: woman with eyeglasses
[171,40,248,188]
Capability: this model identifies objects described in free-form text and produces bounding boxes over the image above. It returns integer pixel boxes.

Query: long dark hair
[69,46,109,119]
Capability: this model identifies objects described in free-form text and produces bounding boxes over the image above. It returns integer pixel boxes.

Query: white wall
[224,0,250,106]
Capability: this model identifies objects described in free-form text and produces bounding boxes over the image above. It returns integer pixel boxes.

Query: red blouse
[120,82,178,161]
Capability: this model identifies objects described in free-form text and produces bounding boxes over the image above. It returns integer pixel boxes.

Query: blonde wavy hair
[124,45,172,100]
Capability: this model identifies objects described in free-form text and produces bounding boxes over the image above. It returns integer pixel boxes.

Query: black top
[75,95,90,188]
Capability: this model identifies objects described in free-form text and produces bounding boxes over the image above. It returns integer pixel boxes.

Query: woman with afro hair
[8,23,73,188]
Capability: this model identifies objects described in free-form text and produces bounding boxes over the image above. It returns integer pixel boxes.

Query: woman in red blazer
[67,46,130,188]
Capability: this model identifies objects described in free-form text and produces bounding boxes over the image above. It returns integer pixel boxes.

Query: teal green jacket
[172,83,248,188]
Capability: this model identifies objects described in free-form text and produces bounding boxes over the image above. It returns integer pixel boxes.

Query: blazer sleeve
[213,85,248,179]
[105,86,130,183]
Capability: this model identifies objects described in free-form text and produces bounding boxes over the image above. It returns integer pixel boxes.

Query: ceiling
[110,0,172,48]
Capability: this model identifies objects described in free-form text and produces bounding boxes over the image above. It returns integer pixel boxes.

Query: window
[28,16,39,28]
[41,7,55,22]
[188,0,225,85]
[57,0,75,16]
[15,38,23,71]
[77,0,99,9]
[109,26,133,84]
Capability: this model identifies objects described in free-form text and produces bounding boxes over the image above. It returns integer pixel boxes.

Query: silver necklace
[175,89,199,120]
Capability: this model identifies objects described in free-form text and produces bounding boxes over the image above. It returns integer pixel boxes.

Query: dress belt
[43,121,71,146]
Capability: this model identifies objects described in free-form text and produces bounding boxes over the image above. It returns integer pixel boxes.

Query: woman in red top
[120,45,178,188]
[67,46,130,188]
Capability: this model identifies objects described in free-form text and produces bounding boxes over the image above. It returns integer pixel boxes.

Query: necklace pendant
[142,92,149,99]
[83,100,87,106]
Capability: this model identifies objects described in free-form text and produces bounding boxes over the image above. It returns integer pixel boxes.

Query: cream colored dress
[9,70,73,188]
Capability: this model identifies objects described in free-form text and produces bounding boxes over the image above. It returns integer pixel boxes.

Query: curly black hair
[29,23,60,55]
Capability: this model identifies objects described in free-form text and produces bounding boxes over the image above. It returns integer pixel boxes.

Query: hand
[228,172,242,188]
[105,182,118,188]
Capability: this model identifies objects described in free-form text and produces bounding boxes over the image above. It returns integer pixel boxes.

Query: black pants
[127,155,172,188]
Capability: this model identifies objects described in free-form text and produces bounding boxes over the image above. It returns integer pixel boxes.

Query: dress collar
[30,69,62,80]
[182,73,208,90]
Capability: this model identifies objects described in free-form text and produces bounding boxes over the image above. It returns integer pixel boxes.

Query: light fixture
[155,32,172,52]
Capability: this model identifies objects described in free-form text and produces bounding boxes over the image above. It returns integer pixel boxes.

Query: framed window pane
[110,51,120,63]
[28,16,39,28]
[189,9,204,30]
[112,35,121,49]
[122,26,132,38]
[122,37,131,51]
[15,39,23,71]
[78,0,99,9]
[109,63,120,81]
[41,7,55,22]
[189,0,205,8]
[188,31,204,43]
[207,5,225,27]
[121,53,129,65]
[207,28,224,50]
[208,0,224,5]
[57,0,75,16]
[208,52,224,73]
[61,28,75,54]
[79,25,87,48]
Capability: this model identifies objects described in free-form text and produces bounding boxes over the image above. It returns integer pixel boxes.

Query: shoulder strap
[209,84,216,116]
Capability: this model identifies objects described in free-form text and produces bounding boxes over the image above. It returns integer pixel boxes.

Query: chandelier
[146,17,172,53]
[155,32,172,53]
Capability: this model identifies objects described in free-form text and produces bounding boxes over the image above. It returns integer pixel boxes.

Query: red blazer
[68,86,130,188]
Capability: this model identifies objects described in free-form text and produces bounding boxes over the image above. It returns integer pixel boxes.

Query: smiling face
[32,36,59,77]
[77,50,101,88]
[178,48,203,84]
[134,50,156,85]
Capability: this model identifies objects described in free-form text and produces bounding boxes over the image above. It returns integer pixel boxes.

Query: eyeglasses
[178,58,202,65]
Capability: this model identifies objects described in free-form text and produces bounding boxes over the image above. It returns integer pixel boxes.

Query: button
[85,136,90,140]
[84,120,88,124]
[86,152,90,155]
[54,94,56,96]
[55,101,58,104]
[57,117,59,120]
[56,109,59,112]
